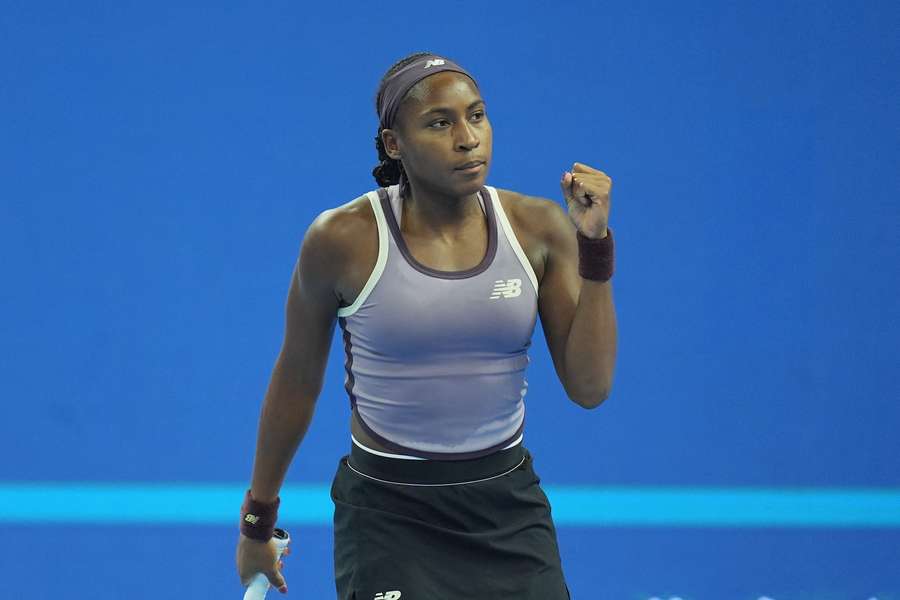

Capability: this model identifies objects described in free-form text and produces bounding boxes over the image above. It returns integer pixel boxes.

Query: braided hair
[372,51,433,198]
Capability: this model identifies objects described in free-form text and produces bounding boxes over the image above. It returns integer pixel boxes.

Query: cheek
[414,142,446,166]
[481,131,493,156]
[481,122,493,144]
[401,143,442,174]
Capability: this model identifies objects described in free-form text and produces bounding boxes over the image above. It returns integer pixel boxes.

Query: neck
[401,178,483,238]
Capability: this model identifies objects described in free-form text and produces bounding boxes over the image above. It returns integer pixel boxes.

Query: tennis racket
[243,528,291,600]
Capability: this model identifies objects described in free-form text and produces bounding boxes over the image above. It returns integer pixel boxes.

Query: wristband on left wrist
[576,227,615,282]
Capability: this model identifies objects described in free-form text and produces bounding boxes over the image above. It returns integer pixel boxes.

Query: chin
[457,178,485,194]
[451,169,489,194]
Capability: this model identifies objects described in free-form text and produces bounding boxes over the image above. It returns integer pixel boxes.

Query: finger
[565,172,586,205]
[572,162,607,176]
[570,176,592,206]
[560,171,575,202]
[266,567,287,593]
[572,169,612,190]
[574,174,611,195]
[568,172,610,186]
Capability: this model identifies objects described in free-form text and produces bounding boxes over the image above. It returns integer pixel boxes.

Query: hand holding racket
[238,528,291,598]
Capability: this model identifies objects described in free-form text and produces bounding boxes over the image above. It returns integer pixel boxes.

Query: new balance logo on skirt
[490,278,522,299]
[374,592,401,600]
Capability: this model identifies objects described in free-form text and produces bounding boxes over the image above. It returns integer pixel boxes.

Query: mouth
[454,160,486,173]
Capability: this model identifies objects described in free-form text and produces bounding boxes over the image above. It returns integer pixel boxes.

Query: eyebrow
[418,99,485,118]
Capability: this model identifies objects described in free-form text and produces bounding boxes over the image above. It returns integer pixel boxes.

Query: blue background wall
[1,1,898,598]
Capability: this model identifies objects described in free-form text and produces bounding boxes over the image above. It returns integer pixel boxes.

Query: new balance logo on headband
[424,59,446,69]
[490,279,522,299]
[374,592,402,600]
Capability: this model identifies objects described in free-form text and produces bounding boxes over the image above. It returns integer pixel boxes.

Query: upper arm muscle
[274,210,343,399]
[536,199,581,393]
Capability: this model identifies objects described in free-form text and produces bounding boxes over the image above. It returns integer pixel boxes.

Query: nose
[454,120,479,151]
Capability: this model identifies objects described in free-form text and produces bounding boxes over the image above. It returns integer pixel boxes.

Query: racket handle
[243,573,273,600]
[242,528,291,600]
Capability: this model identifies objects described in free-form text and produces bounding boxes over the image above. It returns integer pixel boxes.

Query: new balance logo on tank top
[337,183,539,459]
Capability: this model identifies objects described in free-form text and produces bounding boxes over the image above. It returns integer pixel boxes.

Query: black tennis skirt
[330,440,571,599]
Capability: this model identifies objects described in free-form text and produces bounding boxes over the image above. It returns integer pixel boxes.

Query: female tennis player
[235,51,617,599]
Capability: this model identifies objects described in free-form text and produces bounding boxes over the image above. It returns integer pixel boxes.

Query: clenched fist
[560,162,612,239]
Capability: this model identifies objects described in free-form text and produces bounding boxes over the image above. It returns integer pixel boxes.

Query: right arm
[250,209,342,502]
[236,210,343,589]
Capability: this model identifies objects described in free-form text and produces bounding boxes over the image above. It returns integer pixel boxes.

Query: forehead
[401,71,482,115]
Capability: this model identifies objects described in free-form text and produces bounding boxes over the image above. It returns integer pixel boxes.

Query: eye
[429,119,451,129]
[471,111,485,121]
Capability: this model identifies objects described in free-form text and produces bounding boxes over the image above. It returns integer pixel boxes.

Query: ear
[381,128,402,160]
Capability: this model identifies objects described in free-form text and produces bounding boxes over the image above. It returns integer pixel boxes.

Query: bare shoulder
[493,186,572,240]
[301,192,378,308]
[302,193,375,257]
[493,186,550,215]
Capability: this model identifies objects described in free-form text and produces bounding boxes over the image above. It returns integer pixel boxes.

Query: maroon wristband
[240,489,280,541]
[577,227,615,281]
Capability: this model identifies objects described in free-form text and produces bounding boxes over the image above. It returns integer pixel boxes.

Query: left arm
[537,162,617,408]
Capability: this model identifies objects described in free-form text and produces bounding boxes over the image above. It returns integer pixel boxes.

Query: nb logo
[490,278,522,299]
[423,59,446,69]
[243,514,260,525]
[374,592,402,600]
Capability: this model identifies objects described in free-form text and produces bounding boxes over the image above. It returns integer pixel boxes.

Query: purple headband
[377,54,479,130]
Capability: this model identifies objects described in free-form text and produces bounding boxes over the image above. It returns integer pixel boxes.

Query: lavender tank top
[336,183,539,459]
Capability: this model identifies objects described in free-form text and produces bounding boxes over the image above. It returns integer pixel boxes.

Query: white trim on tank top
[485,186,539,296]
[351,433,524,460]
[336,190,389,317]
